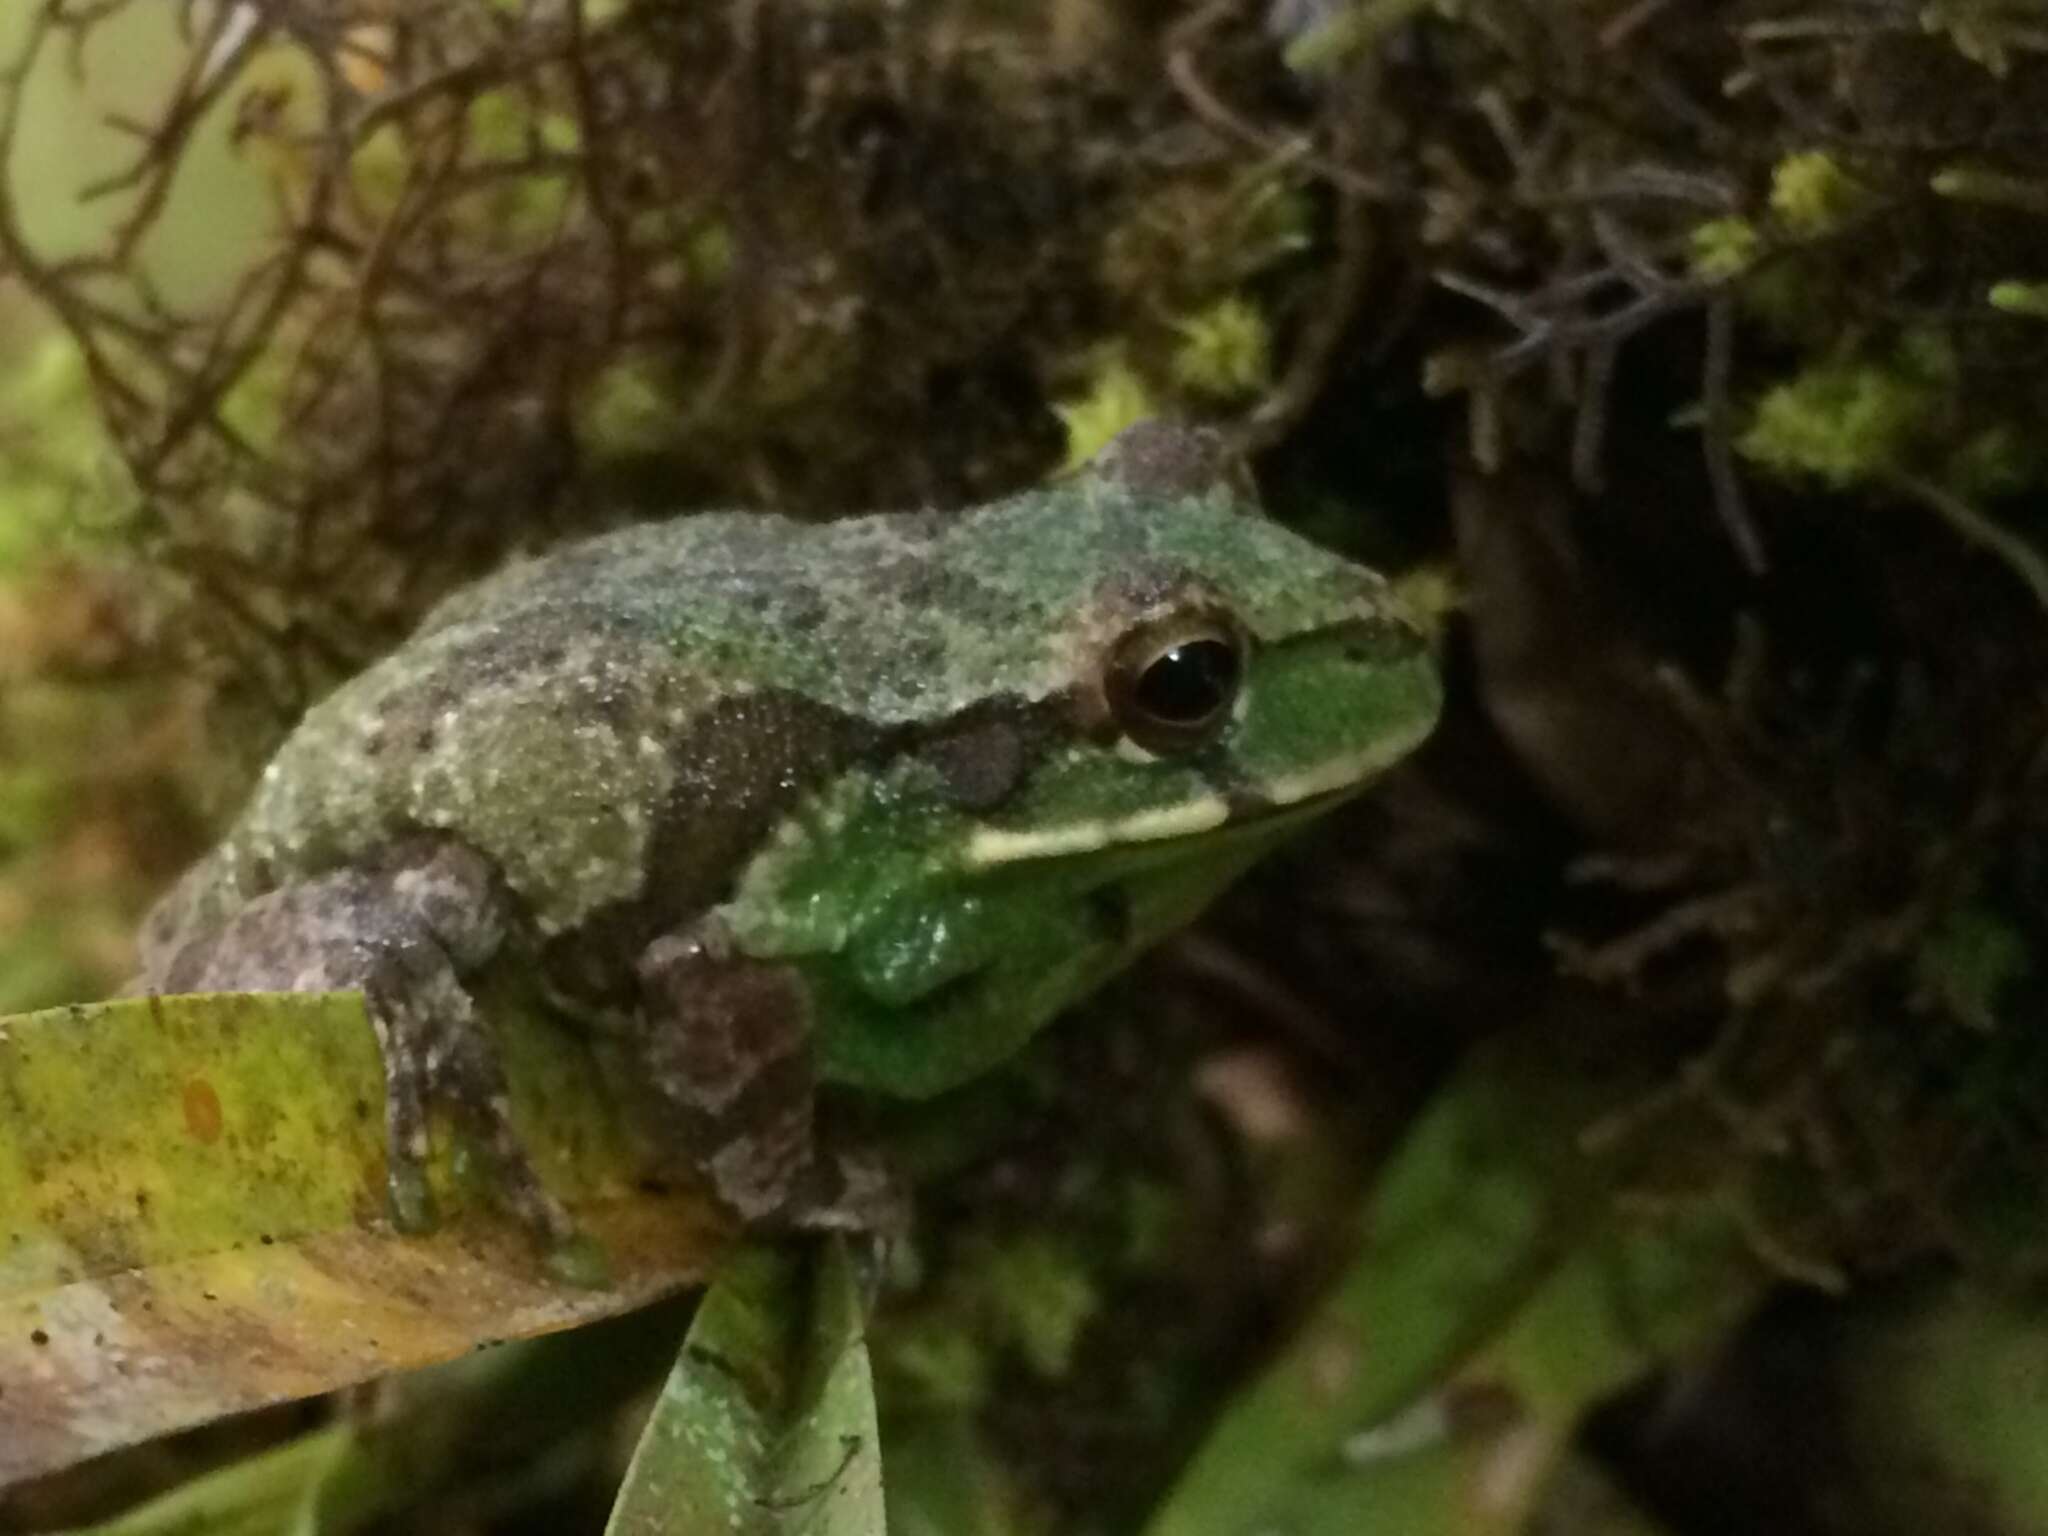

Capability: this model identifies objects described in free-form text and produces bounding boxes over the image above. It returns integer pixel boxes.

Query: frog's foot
[147,840,574,1246]
[365,964,575,1245]
[637,917,878,1231]
[788,1132,911,1240]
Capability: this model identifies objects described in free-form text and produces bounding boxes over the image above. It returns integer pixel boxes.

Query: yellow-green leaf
[0,992,727,1486]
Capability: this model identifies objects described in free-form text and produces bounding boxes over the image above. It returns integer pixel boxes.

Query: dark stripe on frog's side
[540,685,1072,1010]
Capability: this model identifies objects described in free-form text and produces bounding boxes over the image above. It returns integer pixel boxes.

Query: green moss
[1690,216,1760,282]
[1769,151,1871,239]
[1738,357,1927,489]
[1054,355,1157,472]
[1739,324,2046,499]
[1170,297,1273,401]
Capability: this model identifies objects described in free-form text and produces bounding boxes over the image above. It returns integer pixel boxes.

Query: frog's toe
[464,1086,579,1247]
[405,986,579,1246]
[780,1139,909,1238]
[381,1026,579,1247]
[369,966,576,1248]
[368,1002,439,1232]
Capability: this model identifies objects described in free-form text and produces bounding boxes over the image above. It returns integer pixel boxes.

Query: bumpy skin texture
[138,422,1442,1232]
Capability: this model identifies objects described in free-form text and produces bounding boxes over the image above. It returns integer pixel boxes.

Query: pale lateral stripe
[962,724,1429,871]
[964,795,1230,868]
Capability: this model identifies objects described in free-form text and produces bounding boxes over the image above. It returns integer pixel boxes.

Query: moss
[1738,326,2046,500]
[1689,217,1760,282]
[1738,357,1928,490]
[1170,297,1273,401]
[1054,355,1158,472]
[1768,151,1872,241]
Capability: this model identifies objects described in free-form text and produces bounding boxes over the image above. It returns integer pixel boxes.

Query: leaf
[0,991,728,1487]
[52,1305,691,1536]
[606,1239,885,1536]
[1143,1018,1767,1536]
[60,1426,354,1536]
[1835,1282,2048,1535]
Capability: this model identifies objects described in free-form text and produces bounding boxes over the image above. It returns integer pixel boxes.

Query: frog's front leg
[634,919,898,1232]
[142,840,572,1242]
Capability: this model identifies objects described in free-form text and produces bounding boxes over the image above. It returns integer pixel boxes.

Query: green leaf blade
[608,1240,884,1536]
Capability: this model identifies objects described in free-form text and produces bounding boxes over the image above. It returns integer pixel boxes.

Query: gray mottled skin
[137,421,1436,1239]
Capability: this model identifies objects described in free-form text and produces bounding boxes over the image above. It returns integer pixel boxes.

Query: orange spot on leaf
[182,1081,224,1145]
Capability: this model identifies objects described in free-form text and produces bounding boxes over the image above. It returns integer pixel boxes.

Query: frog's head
[727,421,1442,1095]
[945,423,1438,868]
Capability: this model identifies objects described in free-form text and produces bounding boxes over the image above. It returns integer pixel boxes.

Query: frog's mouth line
[959,724,1427,871]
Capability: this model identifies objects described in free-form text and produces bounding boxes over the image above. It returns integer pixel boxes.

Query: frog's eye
[1105,615,1246,755]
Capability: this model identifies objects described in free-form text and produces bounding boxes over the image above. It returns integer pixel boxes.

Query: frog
[135,421,1442,1243]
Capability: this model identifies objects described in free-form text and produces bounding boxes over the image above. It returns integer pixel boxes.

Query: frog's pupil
[1137,639,1238,725]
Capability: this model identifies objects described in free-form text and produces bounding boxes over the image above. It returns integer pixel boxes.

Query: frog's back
[172,514,806,937]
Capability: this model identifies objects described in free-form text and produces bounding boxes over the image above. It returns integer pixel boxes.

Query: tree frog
[137,423,1441,1239]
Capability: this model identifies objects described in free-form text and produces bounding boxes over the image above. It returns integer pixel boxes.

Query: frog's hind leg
[634,917,908,1235]
[363,947,572,1243]
[635,919,819,1225]
[147,840,573,1244]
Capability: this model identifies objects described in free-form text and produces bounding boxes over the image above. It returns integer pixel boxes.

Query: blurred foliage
[9,0,2048,1533]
